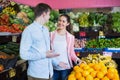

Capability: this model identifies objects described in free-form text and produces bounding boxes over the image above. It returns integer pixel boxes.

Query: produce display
[79,12,89,27]
[0,1,34,33]
[0,42,19,72]
[81,54,117,68]
[111,12,120,32]
[68,54,120,80]
[0,42,19,56]
[45,10,59,32]
[86,38,120,48]
[0,1,120,80]
[88,12,108,27]
[67,12,108,32]
[74,38,87,48]
[0,0,11,9]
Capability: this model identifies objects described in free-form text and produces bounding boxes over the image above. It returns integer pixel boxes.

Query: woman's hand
[58,62,69,69]
[46,50,60,58]
[77,59,86,65]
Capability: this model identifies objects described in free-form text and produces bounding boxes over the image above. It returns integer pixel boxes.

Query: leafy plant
[79,12,89,27]
[88,12,108,27]
[111,12,120,32]
[45,10,59,32]
[86,38,120,48]
[49,10,59,23]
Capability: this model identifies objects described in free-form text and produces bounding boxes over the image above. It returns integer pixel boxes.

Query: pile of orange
[68,63,119,80]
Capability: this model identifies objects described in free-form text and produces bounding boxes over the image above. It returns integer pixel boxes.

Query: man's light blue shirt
[20,21,53,79]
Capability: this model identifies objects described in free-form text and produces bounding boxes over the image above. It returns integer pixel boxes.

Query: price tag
[79,31,86,37]
[103,52,113,57]
[12,36,17,42]
[9,69,16,78]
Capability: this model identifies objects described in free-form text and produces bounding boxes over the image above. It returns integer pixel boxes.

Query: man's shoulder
[26,23,38,30]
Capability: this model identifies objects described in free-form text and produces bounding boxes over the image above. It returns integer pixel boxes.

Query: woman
[50,14,82,80]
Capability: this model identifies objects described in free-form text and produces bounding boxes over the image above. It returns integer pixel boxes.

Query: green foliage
[19,5,35,21]
[45,21,56,32]
[45,10,59,32]
[50,10,59,23]
[79,12,89,27]
[111,12,120,32]
[86,38,120,48]
[88,12,108,26]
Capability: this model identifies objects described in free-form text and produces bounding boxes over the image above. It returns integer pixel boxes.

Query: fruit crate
[0,60,27,80]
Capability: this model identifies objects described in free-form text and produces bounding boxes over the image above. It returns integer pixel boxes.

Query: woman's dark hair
[60,14,73,34]
[34,3,52,19]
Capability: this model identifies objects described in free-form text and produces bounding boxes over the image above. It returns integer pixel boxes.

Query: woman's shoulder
[67,31,74,37]
[50,30,56,34]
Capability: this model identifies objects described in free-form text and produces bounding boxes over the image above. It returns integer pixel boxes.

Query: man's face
[44,11,51,23]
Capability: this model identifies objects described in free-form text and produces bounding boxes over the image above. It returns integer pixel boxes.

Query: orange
[83,64,90,70]
[100,67,107,75]
[90,71,97,78]
[107,67,115,73]
[68,74,74,78]
[86,75,93,80]
[96,72,104,79]
[75,67,83,73]
[93,64,101,71]
[75,72,82,79]
[78,77,85,80]
[99,62,105,67]
[114,68,118,74]
[0,64,4,72]
[78,68,83,72]
[73,65,80,71]
[101,76,109,80]
[71,71,75,74]
[88,63,94,68]
[68,74,76,80]
[79,63,86,68]
[111,73,119,80]
[68,77,76,80]
[106,72,114,79]
[82,70,90,77]
[88,68,94,73]
[94,78,100,80]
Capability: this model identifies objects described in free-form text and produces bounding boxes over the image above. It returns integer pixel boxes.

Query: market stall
[0,0,120,80]
[0,1,33,79]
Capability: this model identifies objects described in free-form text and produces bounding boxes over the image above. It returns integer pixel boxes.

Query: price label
[79,31,86,37]
[103,52,113,57]
[12,36,17,42]
[9,69,16,78]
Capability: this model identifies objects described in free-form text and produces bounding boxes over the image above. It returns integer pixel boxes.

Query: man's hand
[46,50,60,58]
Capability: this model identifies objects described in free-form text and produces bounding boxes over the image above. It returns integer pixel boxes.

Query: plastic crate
[0,60,27,80]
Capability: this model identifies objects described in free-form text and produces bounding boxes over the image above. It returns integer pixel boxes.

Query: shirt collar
[33,21,44,30]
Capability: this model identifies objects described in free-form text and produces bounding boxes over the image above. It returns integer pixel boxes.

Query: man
[20,3,59,80]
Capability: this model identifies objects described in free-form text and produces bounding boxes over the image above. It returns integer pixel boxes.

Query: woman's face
[57,16,69,30]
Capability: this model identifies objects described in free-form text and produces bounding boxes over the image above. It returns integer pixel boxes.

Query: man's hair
[34,3,52,19]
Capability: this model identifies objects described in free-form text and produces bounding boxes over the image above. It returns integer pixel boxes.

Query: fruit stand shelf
[0,60,27,80]
[0,32,21,36]
[75,48,120,59]
[104,48,120,52]
[0,34,21,44]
